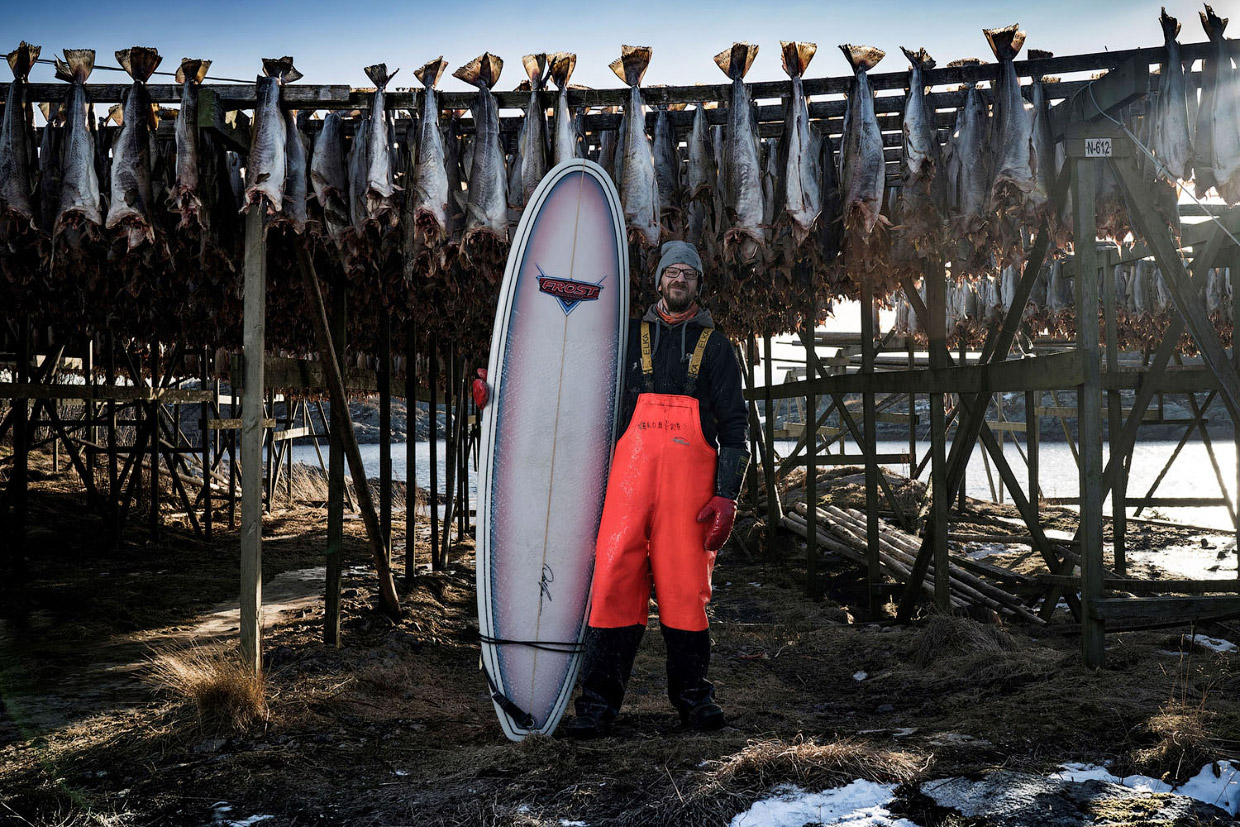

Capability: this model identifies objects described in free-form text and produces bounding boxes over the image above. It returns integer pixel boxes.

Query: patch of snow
[1052,762,1240,815]
[728,780,922,827]
[393,769,409,776]
[558,821,588,826]
[853,671,868,681]
[965,543,1010,560]
[1126,543,1237,581]
[748,582,762,588]
[1186,634,1237,653]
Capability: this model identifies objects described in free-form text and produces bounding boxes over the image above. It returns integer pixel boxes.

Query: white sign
[1085,137,1113,158]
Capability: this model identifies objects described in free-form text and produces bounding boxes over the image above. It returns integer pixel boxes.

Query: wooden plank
[1043,496,1228,507]
[1049,56,1149,140]
[1073,156,1106,667]
[272,426,316,442]
[787,453,910,468]
[240,207,265,676]
[1040,575,1240,595]
[0,383,214,403]
[208,418,275,430]
[1092,596,1240,621]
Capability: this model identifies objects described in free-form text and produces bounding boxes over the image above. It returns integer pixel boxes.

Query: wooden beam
[239,207,265,675]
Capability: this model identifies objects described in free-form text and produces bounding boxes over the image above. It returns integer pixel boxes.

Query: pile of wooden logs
[783,501,1044,623]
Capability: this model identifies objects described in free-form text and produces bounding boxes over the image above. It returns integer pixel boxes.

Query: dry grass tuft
[616,736,926,827]
[710,735,925,789]
[906,613,1015,668]
[144,644,267,732]
[1131,701,1219,784]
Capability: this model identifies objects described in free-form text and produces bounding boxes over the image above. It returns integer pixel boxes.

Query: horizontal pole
[1091,595,1240,621]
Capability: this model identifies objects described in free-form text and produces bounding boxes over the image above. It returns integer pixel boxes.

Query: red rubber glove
[696,496,737,552]
[472,368,489,410]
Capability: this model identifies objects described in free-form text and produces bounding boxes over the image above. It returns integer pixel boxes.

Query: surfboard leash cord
[478,633,585,654]
[477,635,585,730]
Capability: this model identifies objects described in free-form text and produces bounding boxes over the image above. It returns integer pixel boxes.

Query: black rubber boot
[662,625,724,731]
[563,624,645,738]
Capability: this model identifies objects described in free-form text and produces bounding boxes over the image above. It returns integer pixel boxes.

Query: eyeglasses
[662,267,700,282]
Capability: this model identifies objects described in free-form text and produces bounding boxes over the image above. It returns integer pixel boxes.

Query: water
[285,436,1236,533]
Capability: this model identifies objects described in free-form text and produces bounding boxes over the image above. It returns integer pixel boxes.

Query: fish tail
[1201,5,1228,40]
[899,46,935,70]
[453,53,503,90]
[714,42,759,81]
[59,49,94,83]
[365,63,399,90]
[522,53,548,89]
[548,51,576,90]
[176,58,210,85]
[263,56,303,84]
[1159,8,1181,40]
[116,46,162,83]
[612,45,651,87]
[839,44,885,73]
[983,24,1026,62]
[779,41,817,78]
[414,57,448,89]
[6,42,40,81]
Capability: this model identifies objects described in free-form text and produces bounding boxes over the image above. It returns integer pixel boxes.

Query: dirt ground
[3,448,1240,826]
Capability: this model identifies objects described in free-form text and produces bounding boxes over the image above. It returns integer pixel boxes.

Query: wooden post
[325,275,346,647]
[429,338,441,570]
[229,367,238,529]
[240,207,266,675]
[107,331,120,548]
[745,337,761,510]
[150,342,161,541]
[762,331,781,550]
[957,340,968,514]
[860,277,882,615]
[800,323,818,599]
[441,349,457,565]
[1073,157,1105,668]
[202,346,212,541]
[1026,389,1040,523]
[1103,257,1125,575]
[405,320,418,584]
[380,311,393,563]
[10,322,30,577]
[1233,258,1240,575]
[925,259,950,612]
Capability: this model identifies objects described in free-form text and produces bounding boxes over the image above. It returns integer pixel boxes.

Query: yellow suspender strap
[640,322,653,376]
[687,329,712,381]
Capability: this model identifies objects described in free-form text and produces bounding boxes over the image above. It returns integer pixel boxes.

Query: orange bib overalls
[589,327,718,632]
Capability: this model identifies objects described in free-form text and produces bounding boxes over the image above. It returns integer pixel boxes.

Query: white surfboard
[476,160,628,741]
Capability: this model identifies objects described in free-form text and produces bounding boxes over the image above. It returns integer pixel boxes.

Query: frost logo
[536,265,604,316]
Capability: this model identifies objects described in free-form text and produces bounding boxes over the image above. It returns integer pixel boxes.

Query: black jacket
[617,304,749,453]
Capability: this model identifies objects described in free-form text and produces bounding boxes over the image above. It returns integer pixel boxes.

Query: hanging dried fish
[893,46,943,265]
[653,104,682,233]
[1151,10,1192,182]
[52,51,100,239]
[549,52,582,166]
[944,58,992,278]
[106,46,162,250]
[454,52,509,265]
[362,63,400,225]
[715,42,764,267]
[515,54,550,209]
[610,45,660,248]
[411,57,451,244]
[171,58,210,229]
[37,103,65,236]
[310,112,350,239]
[1194,5,1240,203]
[838,44,886,236]
[244,58,299,213]
[985,24,1037,265]
[0,42,39,225]
[685,101,719,251]
[775,41,821,247]
[278,107,309,232]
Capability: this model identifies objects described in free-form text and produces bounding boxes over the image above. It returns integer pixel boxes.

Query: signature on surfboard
[539,564,555,604]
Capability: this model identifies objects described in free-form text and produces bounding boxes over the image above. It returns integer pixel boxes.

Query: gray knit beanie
[655,241,704,289]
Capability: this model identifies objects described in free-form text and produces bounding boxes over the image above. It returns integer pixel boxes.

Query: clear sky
[6,0,1223,93]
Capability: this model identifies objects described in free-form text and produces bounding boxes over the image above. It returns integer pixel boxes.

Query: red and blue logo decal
[536,265,604,316]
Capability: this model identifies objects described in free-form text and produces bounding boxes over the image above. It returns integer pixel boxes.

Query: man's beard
[662,288,696,313]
